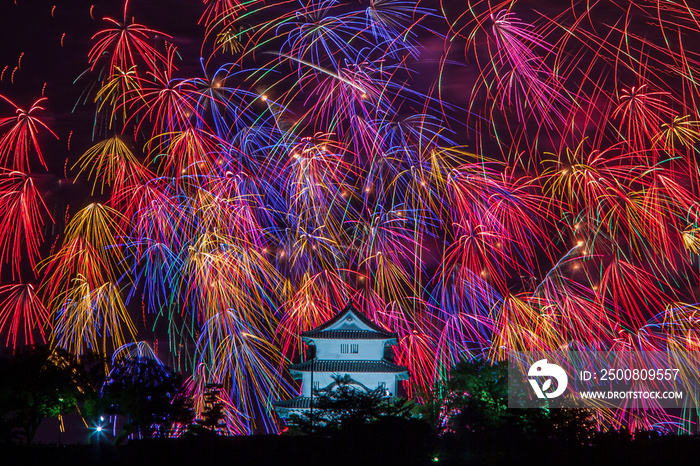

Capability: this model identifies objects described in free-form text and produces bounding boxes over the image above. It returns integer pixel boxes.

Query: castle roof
[301,306,396,341]
[289,359,409,378]
[274,396,314,409]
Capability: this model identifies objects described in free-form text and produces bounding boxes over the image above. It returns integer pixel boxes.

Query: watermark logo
[509,352,698,409]
[527,359,568,399]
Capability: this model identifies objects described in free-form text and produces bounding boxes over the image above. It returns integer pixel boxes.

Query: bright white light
[95,426,103,432]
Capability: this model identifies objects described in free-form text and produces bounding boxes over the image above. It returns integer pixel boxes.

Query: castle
[275,306,409,419]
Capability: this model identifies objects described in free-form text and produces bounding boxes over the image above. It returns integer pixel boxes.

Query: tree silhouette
[292,375,413,434]
[436,359,594,438]
[100,356,193,443]
[189,383,227,436]
[0,346,94,444]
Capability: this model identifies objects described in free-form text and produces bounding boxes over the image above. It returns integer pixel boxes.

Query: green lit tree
[0,346,95,444]
[437,359,594,438]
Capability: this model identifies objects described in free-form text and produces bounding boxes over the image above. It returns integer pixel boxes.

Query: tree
[429,358,596,463]
[0,346,95,444]
[433,359,595,434]
[99,356,193,443]
[441,358,511,433]
[291,375,414,434]
[287,375,436,463]
[188,383,227,436]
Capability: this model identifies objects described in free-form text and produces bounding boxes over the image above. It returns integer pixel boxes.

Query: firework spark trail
[0,170,52,277]
[138,0,700,431]
[0,284,50,351]
[184,362,251,435]
[88,14,171,76]
[73,136,152,199]
[52,275,136,360]
[0,95,58,172]
[195,310,294,433]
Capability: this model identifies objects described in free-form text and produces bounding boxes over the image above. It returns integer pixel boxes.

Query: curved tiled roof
[304,329,394,340]
[289,359,408,375]
[301,305,396,339]
[274,396,313,409]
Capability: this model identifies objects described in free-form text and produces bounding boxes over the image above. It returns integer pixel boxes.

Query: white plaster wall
[314,339,386,360]
[300,371,399,397]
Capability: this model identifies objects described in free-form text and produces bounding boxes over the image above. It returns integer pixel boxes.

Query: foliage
[187,383,227,436]
[432,359,595,439]
[0,346,96,444]
[291,375,415,435]
[422,359,597,463]
[99,356,194,443]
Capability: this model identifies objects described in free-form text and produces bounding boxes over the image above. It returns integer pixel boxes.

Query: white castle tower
[275,306,409,418]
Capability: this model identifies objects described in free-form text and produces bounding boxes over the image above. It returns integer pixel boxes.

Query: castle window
[350,344,359,353]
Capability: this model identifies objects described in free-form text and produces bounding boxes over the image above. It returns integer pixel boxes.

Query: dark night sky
[0,0,631,177]
[0,0,470,264]
[0,1,216,288]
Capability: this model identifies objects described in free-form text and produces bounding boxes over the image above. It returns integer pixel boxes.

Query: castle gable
[301,306,395,341]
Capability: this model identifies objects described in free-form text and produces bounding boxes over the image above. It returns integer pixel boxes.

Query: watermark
[527,359,568,399]
[508,351,700,409]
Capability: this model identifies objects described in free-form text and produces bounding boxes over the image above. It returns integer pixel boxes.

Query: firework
[0,284,50,351]
[0,95,58,172]
[0,170,52,277]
